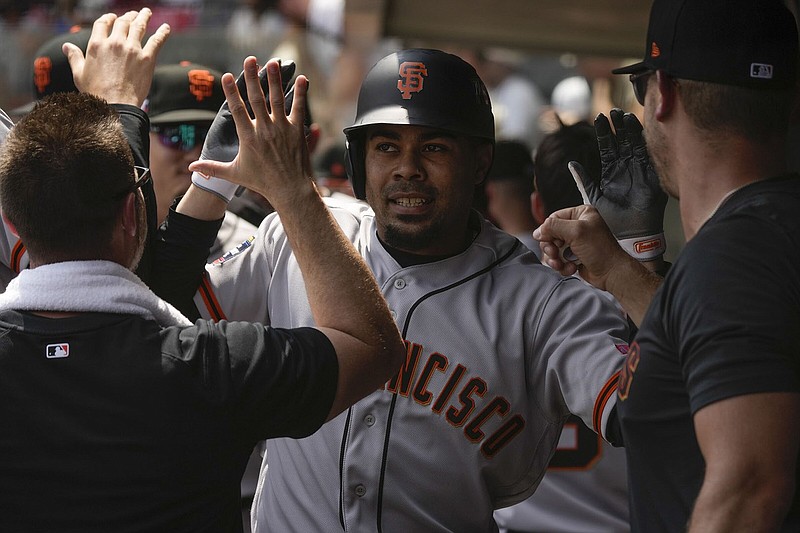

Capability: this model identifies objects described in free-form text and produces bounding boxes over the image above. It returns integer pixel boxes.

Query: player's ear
[531,191,546,225]
[120,192,138,238]
[2,213,19,238]
[654,70,677,122]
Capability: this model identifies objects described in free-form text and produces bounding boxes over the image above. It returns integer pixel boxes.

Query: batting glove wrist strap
[191,170,238,202]
[617,233,666,261]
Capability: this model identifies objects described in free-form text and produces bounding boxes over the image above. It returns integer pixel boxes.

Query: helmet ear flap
[345,134,367,200]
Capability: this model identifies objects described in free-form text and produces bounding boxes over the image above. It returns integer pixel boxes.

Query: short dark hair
[678,79,797,145]
[0,92,135,263]
[534,121,599,215]
[486,140,534,198]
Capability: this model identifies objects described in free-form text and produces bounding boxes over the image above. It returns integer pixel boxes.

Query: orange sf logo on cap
[34,57,53,94]
[650,42,661,58]
[188,70,215,102]
[397,61,428,100]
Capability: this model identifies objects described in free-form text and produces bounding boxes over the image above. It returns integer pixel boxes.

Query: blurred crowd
[0,0,648,184]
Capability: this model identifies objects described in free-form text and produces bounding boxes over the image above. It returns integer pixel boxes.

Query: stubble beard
[644,117,678,199]
[381,215,444,252]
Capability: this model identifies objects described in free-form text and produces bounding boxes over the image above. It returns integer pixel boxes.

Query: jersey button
[393,279,406,289]
[355,484,367,497]
[364,414,375,426]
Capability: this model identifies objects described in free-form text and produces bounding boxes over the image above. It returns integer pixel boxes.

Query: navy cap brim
[612,61,650,76]
[149,109,218,125]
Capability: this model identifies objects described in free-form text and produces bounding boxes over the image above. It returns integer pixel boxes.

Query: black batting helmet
[343,49,495,199]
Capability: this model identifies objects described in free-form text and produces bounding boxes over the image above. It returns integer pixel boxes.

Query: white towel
[0,260,192,327]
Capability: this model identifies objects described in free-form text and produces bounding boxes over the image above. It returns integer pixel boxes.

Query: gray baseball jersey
[194,197,629,532]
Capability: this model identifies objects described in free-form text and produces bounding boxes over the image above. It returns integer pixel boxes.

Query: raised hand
[189,57,312,210]
[64,8,170,106]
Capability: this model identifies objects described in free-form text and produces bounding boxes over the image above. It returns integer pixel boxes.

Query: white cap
[551,76,591,123]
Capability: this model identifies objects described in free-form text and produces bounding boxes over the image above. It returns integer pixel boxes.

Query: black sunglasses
[116,166,151,199]
[629,70,655,106]
[151,123,210,152]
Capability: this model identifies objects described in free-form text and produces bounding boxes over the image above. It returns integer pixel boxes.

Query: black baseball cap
[10,27,91,117]
[613,0,799,89]
[143,62,225,124]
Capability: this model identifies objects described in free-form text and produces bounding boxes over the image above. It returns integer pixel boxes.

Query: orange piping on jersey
[592,370,620,435]
[10,241,26,273]
[198,273,227,322]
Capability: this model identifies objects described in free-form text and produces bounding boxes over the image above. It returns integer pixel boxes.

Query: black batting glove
[570,108,668,261]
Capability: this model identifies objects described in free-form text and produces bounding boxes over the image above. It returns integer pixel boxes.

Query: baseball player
[167,48,631,531]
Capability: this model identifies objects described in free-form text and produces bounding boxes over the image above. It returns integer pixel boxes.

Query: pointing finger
[220,71,255,147]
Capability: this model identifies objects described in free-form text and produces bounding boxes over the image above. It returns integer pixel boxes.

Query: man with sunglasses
[145,62,259,260]
[145,61,224,228]
[535,0,800,531]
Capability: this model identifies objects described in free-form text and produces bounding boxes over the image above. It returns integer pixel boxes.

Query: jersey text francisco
[382,340,526,459]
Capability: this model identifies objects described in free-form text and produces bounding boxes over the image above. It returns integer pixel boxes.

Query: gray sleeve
[530,277,629,440]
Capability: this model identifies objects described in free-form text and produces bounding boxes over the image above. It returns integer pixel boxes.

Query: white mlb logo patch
[750,63,773,79]
[46,343,69,359]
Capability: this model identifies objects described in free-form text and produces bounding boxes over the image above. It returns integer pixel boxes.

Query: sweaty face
[364,124,491,256]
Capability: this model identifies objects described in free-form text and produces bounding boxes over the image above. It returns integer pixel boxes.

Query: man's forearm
[605,254,661,326]
[176,184,230,221]
[688,478,794,533]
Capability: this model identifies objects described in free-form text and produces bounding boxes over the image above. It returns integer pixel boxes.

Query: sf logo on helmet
[397,62,428,100]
